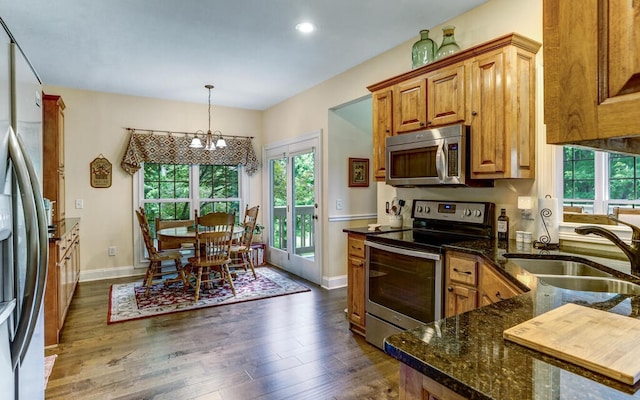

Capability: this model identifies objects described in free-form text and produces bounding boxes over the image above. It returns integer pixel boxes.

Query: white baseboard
[79,265,145,282]
[322,274,347,290]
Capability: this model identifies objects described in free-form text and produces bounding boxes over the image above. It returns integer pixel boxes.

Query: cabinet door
[394,77,427,134]
[597,0,640,140]
[469,51,505,176]
[347,256,366,329]
[372,88,393,181]
[479,263,521,306]
[445,284,477,318]
[544,0,640,148]
[57,258,68,328]
[426,64,466,127]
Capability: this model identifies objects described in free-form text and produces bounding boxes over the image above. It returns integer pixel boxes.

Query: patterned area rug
[44,354,56,389]
[108,267,310,324]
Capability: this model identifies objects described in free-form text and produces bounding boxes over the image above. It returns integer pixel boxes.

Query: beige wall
[261,0,546,285]
[44,85,263,280]
[48,0,551,284]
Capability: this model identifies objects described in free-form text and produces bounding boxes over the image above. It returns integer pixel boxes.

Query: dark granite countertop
[384,238,640,399]
[48,217,80,241]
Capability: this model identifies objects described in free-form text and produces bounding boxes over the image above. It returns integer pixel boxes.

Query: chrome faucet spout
[575,214,640,273]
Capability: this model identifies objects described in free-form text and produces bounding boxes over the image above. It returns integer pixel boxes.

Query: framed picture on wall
[348,158,369,187]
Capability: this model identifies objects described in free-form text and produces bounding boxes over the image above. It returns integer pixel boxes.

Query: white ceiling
[2,0,486,110]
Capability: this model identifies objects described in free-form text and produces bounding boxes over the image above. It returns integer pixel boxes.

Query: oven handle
[364,240,441,261]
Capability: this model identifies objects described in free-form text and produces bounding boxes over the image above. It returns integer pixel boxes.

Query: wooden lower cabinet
[347,233,366,335]
[45,221,80,346]
[478,262,521,307]
[445,250,522,318]
[399,363,467,400]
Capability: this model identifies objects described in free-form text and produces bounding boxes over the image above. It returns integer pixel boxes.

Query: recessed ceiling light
[295,22,316,34]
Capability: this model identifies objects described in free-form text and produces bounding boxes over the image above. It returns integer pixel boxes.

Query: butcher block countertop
[384,238,640,399]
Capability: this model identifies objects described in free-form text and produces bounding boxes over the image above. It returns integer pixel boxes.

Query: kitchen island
[384,239,640,399]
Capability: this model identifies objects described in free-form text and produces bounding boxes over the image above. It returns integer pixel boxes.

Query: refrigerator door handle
[7,127,47,368]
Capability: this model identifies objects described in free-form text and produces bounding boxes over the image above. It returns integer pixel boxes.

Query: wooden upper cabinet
[43,93,66,221]
[368,33,540,182]
[393,77,427,134]
[426,63,465,127]
[544,0,640,153]
[469,45,536,179]
[372,88,393,181]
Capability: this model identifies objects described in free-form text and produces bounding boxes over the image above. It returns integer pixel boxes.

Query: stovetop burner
[367,200,495,252]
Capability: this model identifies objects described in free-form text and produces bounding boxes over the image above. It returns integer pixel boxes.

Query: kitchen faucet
[574,215,640,273]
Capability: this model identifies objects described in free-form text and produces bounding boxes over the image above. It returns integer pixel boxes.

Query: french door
[264,133,321,284]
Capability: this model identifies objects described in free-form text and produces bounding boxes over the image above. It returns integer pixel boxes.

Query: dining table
[156,225,245,247]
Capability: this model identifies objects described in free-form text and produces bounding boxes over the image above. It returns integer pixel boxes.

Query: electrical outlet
[336,199,343,210]
[75,199,84,209]
[108,246,116,256]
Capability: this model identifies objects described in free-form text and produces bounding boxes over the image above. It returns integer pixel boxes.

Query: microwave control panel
[413,200,491,225]
[447,143,459,177]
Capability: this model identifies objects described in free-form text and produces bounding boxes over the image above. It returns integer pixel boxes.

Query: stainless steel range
[364,199,495,349]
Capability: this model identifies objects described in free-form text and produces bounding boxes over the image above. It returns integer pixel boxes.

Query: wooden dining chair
[135,208,187,296]
[230,205,260,279]
[187,210,236,301]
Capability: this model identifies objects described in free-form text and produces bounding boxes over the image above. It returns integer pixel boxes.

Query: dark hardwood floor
[45,266,399,399]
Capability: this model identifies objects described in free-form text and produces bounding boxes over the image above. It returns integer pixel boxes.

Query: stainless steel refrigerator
[0,19,48,400]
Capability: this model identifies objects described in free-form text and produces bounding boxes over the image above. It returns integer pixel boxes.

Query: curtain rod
[124,127,254,139]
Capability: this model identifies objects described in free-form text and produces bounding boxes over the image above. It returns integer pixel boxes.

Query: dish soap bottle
[497,208,509,241]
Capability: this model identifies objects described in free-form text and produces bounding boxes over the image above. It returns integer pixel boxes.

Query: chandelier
[189,84,227,150]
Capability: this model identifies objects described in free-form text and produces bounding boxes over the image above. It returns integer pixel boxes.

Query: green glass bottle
[435,26,461,61]
[411,30,437,69]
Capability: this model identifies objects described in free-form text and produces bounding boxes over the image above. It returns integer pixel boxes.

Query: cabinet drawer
[347,234,365,258]
[447,254,478,286]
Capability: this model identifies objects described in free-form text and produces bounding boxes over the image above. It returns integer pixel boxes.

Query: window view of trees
[142,163,241,236]
[562,147,640,214]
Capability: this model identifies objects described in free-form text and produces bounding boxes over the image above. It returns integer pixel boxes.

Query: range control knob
[416,206,423,213]
[463,208,472,216]
[473,209,482,217]
[424,206,430,213]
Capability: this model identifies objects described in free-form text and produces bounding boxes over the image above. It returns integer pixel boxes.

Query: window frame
[132,162,249,268]
[554,146,637,245]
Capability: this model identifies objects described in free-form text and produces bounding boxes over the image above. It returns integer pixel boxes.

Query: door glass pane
[292,151,315,259]
[270,157,287,250]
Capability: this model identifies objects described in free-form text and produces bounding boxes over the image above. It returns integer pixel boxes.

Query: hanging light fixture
[189,84,226,150]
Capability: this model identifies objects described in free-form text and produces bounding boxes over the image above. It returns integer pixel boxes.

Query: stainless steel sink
[508,258,611,277]
[536,275,640,295]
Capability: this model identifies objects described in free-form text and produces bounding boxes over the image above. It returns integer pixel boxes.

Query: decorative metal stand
[533,207,559,250]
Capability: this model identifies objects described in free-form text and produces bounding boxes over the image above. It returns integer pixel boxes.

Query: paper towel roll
[537,196,560,245]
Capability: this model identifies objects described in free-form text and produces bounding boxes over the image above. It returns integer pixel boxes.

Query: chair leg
[223,264,236,296]
[145,261,159,296]
[194,267,203,302]
[244,252,257,279]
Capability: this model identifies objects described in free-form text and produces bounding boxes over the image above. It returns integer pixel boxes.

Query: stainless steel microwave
[385,124,492,187]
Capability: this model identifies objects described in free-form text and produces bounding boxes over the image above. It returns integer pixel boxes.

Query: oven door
[364,240,442,349]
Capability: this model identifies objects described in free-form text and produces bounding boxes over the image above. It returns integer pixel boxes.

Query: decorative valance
[121,132,259,175]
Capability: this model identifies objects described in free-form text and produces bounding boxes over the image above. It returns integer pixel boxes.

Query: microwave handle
[436,143,446,182]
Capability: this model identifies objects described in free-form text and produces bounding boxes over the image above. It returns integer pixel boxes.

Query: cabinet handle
[471,111,478,116]
[453,268,472,275]
[385,129,390,133]
[426,121,431,125]
[495,291,502,299]
[358,261,364,267]
[447,286,453,292]
[351,246,362,251]
[65,256,71,260]
[420,122,425,127]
